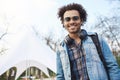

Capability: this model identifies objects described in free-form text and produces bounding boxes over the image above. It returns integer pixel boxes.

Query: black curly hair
[58,3,87,25]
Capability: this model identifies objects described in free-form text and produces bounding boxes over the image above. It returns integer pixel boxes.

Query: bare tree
[43,33,60,52]
[94,16,120,56]
[32,26,60,52]
[0,27,8,55]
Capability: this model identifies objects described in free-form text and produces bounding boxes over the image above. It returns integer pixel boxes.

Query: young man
[56,3,120,80]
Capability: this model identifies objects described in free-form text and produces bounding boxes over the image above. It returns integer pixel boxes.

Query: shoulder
[87,32,96,36]
[56,40,66,51]
[87,32,103,40]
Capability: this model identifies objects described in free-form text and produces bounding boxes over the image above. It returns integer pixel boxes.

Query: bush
[116,56,120,68]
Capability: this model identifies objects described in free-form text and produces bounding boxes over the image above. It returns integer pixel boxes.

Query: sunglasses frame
[64,16,80,22]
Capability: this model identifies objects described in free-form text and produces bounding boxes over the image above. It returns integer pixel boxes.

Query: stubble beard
[70,29,80,34]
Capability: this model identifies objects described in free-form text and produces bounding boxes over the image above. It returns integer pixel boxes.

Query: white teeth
[70,25,75,27]
[69,26,76,29]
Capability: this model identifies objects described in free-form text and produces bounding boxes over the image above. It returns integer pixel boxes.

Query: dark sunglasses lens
[73,16,79,21]
[64,17,71,22]
[64,16,79,22]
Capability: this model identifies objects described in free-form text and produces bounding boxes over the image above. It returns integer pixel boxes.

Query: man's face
[63,10,82,34]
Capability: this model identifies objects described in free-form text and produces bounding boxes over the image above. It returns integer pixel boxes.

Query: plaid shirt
[68,41,89,80]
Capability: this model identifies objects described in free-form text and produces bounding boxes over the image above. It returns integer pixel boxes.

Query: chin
[70,31,78,34]
[69,30,79,33]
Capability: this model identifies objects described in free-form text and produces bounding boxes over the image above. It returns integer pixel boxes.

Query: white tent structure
[0,27,56,80]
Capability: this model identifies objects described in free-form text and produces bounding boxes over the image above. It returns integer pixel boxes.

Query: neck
[69,33,81,44]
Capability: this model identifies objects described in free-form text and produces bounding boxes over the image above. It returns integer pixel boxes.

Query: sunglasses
[64,16,80,22]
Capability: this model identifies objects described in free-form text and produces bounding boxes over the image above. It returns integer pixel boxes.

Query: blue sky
[0,0,118,47]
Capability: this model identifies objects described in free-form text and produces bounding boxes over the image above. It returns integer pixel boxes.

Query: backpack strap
[89,33,110,79]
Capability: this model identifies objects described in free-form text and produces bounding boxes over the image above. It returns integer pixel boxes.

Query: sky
[0,0,118,50]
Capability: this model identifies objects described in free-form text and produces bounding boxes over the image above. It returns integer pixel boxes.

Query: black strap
[90,33,110,80]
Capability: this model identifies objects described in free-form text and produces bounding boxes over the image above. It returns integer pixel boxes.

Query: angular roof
[0,27,56,79]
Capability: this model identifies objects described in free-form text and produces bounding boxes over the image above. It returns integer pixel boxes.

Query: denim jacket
[56,33,120,80]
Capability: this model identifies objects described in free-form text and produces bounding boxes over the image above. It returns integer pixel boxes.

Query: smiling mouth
[69,25,76,28]
[69,26,77,31]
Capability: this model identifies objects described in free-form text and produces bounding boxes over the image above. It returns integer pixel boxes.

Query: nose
[69,19,76,25]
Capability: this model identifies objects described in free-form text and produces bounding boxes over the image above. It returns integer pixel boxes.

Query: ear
[62,25,65,28]
[80,20,83,26]
[62,21,65,28]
